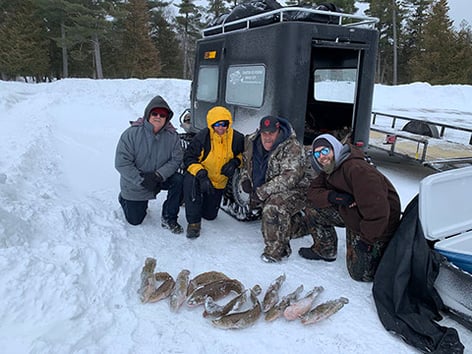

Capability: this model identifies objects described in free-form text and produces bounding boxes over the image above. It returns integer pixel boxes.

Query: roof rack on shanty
[202,7,379,37]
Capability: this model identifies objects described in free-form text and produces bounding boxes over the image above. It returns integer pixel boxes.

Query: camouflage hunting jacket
[241,119,308,205]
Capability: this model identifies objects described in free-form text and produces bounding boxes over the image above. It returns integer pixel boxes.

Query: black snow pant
[119,172,183,225]
[183,172,224,224]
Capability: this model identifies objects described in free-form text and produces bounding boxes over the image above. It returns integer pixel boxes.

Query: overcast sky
[448,0,471,29]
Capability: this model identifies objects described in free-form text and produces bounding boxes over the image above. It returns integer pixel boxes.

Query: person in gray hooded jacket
[115,95,184,233]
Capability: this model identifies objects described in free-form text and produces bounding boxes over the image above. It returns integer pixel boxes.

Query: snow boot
[186,223,201,239]
[298,247,336,262]
[260,249,289,263]
[161,219,184,234]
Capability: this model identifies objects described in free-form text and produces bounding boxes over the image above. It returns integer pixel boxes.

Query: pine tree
[0,0,50,81]
[409,0,456,84]
[398,0,431,83]
[207,0,230,20]
[97,1,129,79]
[37,0,76,78]
[148,0,184,78]
[367,0,405,84]
[175,0,204,79]
[452,25,472,84]
[70,0,116,79]
[119,0,161,78]
[331,0,357,14]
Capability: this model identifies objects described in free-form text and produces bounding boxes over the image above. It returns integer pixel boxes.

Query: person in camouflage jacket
[240,116,311,263]
[302,133,401,282]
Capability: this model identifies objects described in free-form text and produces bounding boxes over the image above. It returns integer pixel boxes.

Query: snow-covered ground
[0,79,470,353]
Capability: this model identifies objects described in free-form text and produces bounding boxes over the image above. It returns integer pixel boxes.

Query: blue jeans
[119,172,183,225]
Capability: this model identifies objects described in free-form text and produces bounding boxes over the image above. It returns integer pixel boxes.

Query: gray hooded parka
[115,95,183,201]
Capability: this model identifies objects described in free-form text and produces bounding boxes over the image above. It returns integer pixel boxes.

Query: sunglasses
[313,147,331,159]
[213,121,229,128]
[150,111,168,118]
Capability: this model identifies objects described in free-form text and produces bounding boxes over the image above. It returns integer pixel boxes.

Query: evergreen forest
[0,0,471,85]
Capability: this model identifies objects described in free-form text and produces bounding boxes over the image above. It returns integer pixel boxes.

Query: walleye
[187,278,244,307]
[203,289,248,318]
[138,257,156,301]
[283,286,324,320]
[142,272,176,303]
[186,271,230,296]
[262,273,286,313]
[169,269,190,312]
[211,285,262,329]
[265,284,304,322]
[300,297,349,325]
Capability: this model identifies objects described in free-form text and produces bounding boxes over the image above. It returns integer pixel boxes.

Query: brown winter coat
[307,146,401,244]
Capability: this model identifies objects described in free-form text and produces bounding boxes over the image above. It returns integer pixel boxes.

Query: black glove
[140,172,163,193]
[328,191,354,207]
[221,158,240,178]
[241,179,252,194]
[196,169,214,195]
[357,238,374,253]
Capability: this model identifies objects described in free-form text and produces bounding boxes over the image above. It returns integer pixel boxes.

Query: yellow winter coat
[184,106,245,189]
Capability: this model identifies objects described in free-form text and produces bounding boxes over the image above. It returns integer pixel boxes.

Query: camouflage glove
[196,169,214,195]
[328,191,354,207]
[221,158,239,178]
[140,172,163,193]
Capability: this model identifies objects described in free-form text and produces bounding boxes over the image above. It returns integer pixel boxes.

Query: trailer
[180,3,379,220]
[369,111,472,171]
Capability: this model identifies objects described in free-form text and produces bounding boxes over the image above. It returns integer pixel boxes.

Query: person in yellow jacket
[183,106,245,238]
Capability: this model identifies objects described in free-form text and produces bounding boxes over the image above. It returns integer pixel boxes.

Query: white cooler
[419,166,472,325]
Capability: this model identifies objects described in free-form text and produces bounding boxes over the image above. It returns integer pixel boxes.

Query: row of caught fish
[137,257,348,329]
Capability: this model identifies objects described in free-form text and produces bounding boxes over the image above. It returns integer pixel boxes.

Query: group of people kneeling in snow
[115,95,401,282]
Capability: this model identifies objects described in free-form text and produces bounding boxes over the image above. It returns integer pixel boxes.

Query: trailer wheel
[402,120,439,138]
[220,169,262,221]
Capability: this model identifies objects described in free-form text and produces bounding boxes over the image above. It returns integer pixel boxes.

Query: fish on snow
[169,269,190,312]
[203,289,249,318]
[138,257,156,301]
[265,284,304,322]
[186,278,244,307]
[283,286,324,321]
[300,297,349,325]
[142,272,175,303]
[262,273,286,313]
[211,285,262,329]
[186,271,230,296]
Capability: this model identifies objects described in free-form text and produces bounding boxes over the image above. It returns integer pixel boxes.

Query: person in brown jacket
[302,133,401,282]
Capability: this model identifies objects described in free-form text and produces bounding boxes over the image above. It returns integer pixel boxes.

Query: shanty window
[196,66,219,102]
[225,65,265,107]
[314,68,357,104]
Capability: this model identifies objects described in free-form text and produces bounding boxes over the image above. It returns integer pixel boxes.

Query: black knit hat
[259,116,280,133]
[313,137,332,150]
